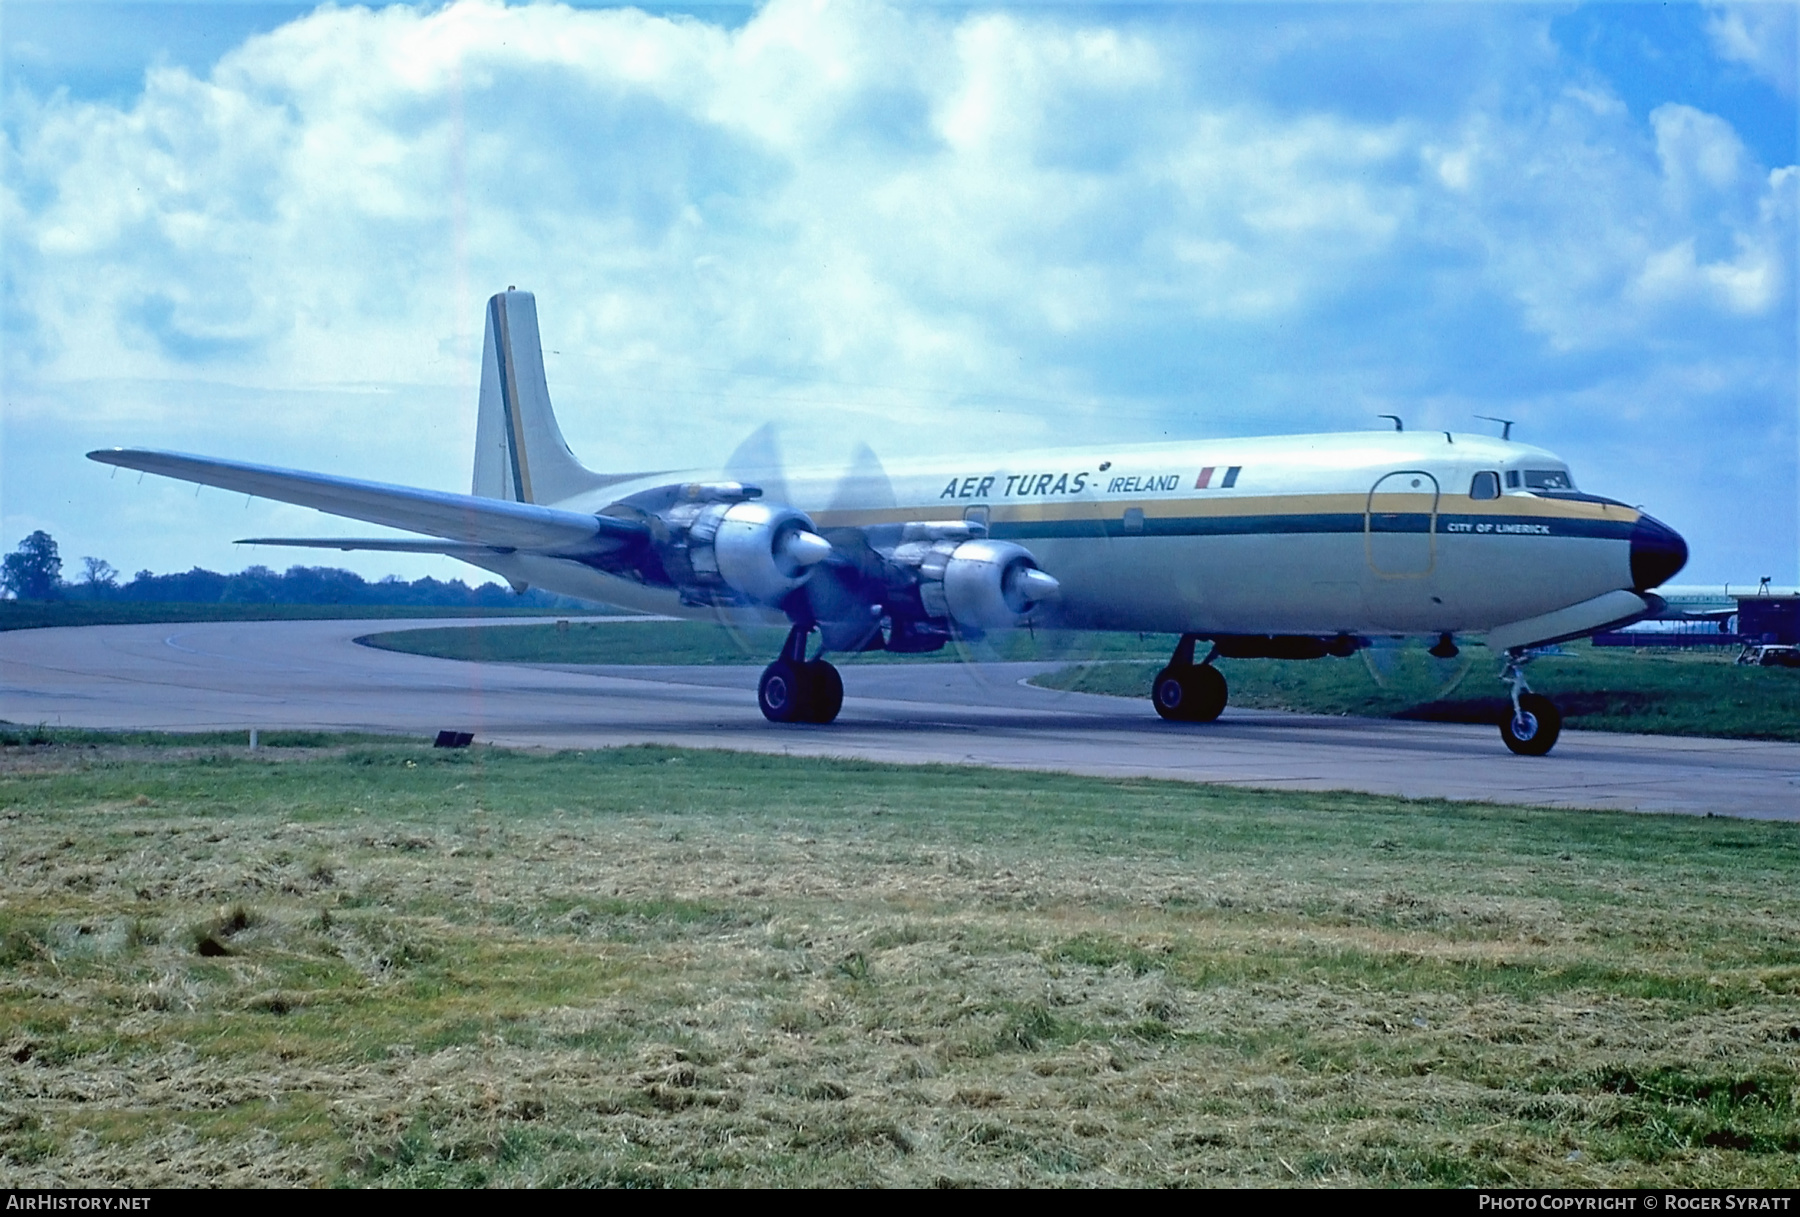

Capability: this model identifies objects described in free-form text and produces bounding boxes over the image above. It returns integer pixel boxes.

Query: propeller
[707,424,875,657]
[724,422,789,507]
[827,442,896,515]
[809,441,898,654]
[1361,637,1472,702]
[708,423,1123,696]
[703,423,799,655]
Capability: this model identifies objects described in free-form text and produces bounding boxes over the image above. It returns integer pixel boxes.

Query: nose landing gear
[1498,650,1562,756]
[759,623,843,724]
[1151,634,1228,722]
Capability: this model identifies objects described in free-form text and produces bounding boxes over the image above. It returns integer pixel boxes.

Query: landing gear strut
[1498,650,1562,756]
[1151,634,1228,722]
[759,624,843,725]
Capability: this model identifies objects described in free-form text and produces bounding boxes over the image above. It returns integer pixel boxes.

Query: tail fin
[472,289,610,504]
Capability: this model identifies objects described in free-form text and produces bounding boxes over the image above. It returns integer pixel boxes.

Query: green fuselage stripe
[984,513,1633,542]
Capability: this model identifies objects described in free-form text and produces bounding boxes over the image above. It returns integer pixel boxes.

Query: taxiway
[2,617,1796,819]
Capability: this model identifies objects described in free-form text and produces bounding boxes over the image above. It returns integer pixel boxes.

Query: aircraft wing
[88,449,647,555]
[236,537,518,556]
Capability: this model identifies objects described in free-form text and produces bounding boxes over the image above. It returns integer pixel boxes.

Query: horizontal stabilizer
[237,537,516,556]
[88,448,647,554]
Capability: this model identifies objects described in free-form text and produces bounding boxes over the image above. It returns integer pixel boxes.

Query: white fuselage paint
[460,431,1645,641]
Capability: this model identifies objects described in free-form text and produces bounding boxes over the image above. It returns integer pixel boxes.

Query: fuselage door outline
[1365,470,1440,578]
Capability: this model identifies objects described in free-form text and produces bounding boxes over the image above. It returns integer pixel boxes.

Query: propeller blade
[724,423,789,507]
[1428,652,1474,699]
[709,597,778,657]
[828,443,897,514]
[1361,639,1404,688]
[982,476,1113,692]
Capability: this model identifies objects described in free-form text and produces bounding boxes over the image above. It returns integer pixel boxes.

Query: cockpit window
[1470,471,1500,500]
[1523,469,1574,491]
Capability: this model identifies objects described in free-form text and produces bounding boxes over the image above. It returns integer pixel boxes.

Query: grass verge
[1035,642,1800,743]
[3,742,1798,1186]
[0,723,407,749]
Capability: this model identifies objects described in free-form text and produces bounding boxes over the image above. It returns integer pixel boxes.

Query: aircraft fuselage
[481,430,1673,640]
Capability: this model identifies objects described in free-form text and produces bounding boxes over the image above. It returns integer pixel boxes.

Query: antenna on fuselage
[1476,415,1515,440]
[1377,415,1404,432]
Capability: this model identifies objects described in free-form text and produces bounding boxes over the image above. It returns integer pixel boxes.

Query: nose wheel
[1498,651,1562,756]
[1151,634,1228,722]
[759,625,843,724]
[1500,693,1562,756]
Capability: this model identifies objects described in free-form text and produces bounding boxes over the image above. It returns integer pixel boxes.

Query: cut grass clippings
[2,741,1798,1186]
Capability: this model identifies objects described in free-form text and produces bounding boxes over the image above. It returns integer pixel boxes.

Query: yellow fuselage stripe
[808,493,1640,529]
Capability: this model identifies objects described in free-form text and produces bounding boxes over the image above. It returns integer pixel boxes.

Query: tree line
[1,530,592,608]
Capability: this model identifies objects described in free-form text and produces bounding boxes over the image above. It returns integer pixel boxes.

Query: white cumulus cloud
[1,0,1794,583]
[1706,1,1798,97]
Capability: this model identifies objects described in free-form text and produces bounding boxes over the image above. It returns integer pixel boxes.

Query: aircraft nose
[1630,512,1687,591]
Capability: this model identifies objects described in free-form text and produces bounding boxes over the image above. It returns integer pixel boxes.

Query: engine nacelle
[621,483,831,606]
[704,500,829,604]
[895,537,1059,630]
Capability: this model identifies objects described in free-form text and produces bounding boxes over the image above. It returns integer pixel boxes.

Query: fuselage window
[1470,471,1500,500]
[1523,469,1574,491]
[1505,470,1521,489]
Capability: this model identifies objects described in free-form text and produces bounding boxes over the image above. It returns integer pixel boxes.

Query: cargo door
[1365,471,1439,576]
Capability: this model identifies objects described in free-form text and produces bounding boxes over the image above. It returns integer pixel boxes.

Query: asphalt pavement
[3,616,1797,819]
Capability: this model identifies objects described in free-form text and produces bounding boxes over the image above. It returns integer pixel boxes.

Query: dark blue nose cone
[1630,513,1687,591]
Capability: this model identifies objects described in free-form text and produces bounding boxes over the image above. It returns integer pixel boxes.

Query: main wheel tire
[1500,692,1562,756]
[1151,664,1228,722]
[1152,667,1190,720]
[1187,664,1228,722]
[758,659,808,723]
[801,660,843,724]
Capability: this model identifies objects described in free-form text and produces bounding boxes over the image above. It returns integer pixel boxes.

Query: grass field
[4,739,1799,1187]
[0,602,610,633]
[1035,643,1800,743]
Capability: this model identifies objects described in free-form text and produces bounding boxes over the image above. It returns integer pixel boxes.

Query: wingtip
[87,447,157,465]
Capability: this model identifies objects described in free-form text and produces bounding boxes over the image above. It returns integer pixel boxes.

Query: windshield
[1523,469,1574,491]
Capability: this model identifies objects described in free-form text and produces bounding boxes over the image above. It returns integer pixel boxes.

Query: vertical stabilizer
[472,290,607,505]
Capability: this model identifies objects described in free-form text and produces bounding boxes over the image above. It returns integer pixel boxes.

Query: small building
[1738,594,1800,647]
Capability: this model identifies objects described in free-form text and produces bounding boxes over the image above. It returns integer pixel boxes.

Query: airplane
[89,288,1688,756]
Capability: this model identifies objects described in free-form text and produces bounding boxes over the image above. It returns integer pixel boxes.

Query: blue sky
[3,0,1795,587]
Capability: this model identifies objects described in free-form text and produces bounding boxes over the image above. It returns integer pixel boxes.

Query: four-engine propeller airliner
[90,289,1689,755]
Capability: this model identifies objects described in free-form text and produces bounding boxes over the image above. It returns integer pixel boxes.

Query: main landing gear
[758,624,844,724]
[1151,634,1228,722]
[1498,650,1562,756]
